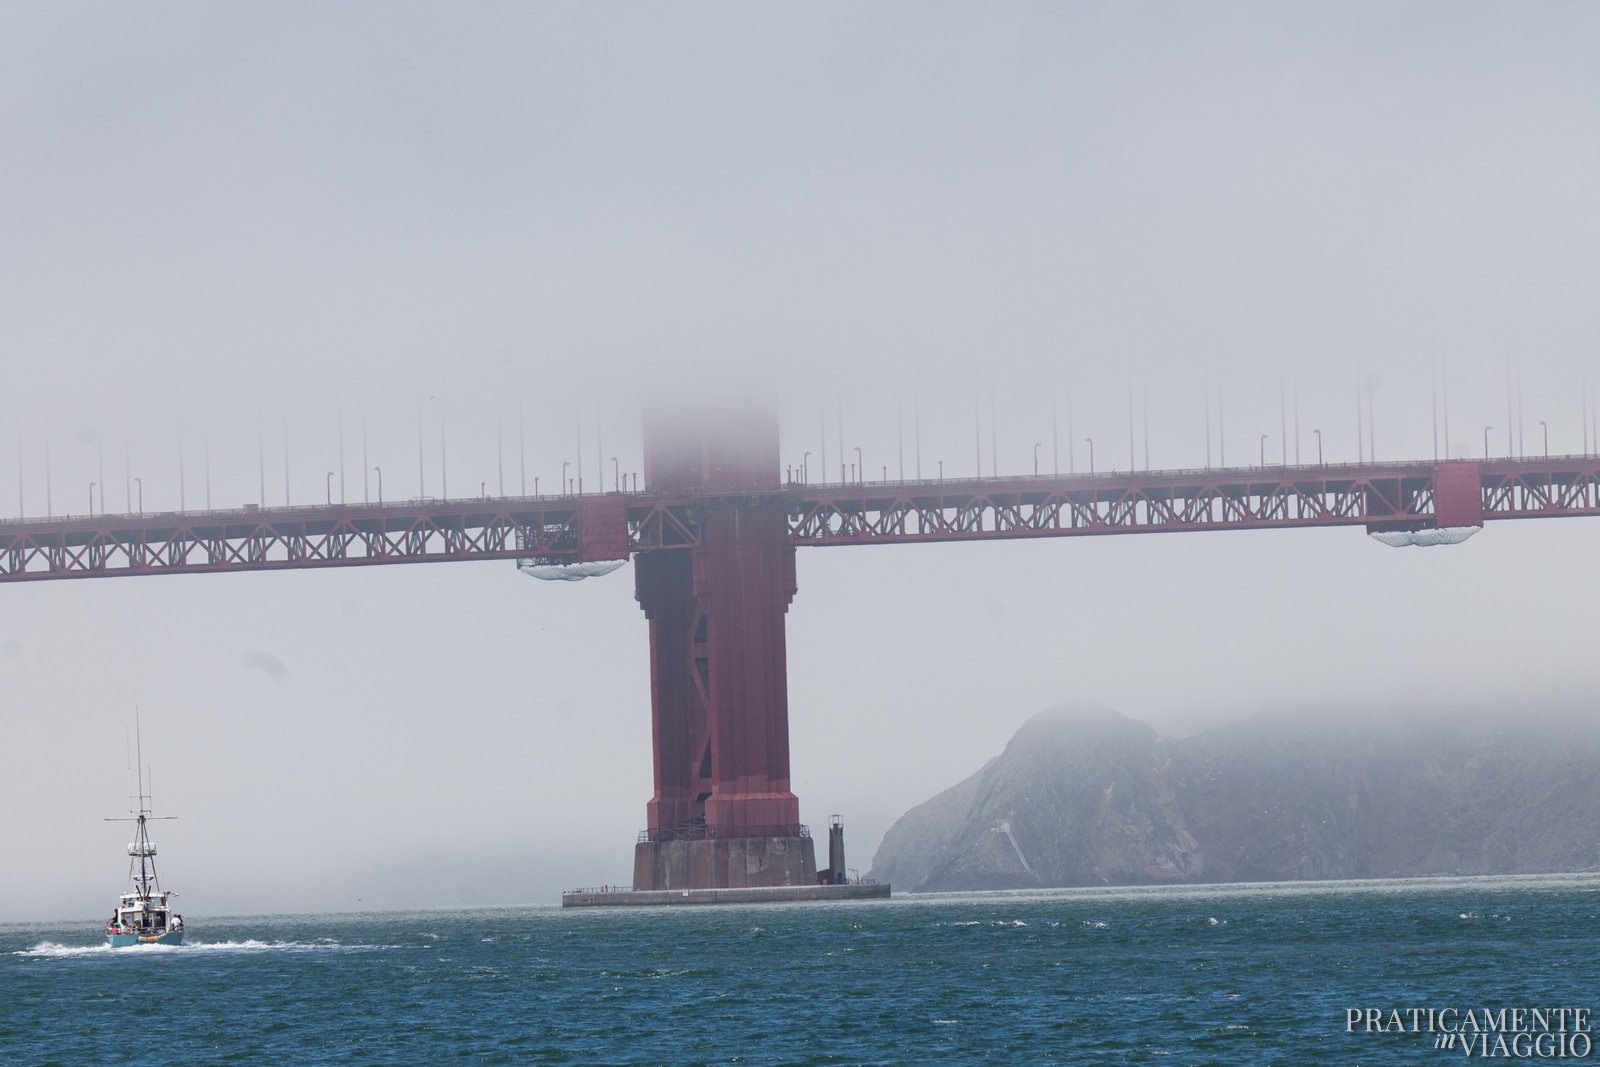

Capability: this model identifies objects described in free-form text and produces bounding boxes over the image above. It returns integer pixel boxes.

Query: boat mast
[133,713,158,899]
[111,709,169,903]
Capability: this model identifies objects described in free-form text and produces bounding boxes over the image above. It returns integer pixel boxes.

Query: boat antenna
[135,706,146,815]
[106,708,174,903]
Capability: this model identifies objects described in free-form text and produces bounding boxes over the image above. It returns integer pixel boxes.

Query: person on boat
[172,915,183,933]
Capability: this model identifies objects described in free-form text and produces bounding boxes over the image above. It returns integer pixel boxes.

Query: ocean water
[5,874,1599,1065]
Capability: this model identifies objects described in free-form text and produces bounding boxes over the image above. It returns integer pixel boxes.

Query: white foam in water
[15,942,114,958]
[15,939,387,958]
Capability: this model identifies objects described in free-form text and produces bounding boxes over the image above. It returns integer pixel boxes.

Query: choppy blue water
[5,874,1599,1065]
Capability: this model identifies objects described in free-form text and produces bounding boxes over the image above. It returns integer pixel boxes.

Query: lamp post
[481,480,487,499]
[89,481,96,516]
[133,476,143,516]
[854,445,862,484]
[1033,442,1041,475]
[1259,433,1268,467]
[562,460,571,495]
[1483,426,1492,461]
[1313,429,1323,466]
[326,471,334,505]
[938,459,944,483]
[612,456,619,492]
[373,465,383,504]
[1540,420,1548,459]
[1085,437,1095,474]
[802,451,811,483]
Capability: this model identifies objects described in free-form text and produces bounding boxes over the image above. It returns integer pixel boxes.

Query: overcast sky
[2,2,1597,922]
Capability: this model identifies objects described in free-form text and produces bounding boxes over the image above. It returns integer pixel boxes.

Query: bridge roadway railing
[780,455,1600,545]
[1,456,1597,581]
[0,495,590,581]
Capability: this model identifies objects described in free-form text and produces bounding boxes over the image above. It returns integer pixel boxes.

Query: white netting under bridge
[1368,526,1481,549]
[517,559,628,581]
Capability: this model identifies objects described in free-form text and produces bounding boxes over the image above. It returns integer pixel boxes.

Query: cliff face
[869,703,1600,891]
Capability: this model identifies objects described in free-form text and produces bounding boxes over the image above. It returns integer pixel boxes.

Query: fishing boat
[104,723,184,947]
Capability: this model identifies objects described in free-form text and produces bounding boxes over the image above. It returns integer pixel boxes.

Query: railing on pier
[639,824,810,843]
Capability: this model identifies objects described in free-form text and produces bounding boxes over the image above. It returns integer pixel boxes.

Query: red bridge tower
[631,404,816,890]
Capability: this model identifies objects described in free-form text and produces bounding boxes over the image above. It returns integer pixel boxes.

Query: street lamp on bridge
[1483,426,1492,461]
[612,456,620,492]
[1084,437,1094,474]
[1313,429,1323,466]
[89,481,96,517]
[373,465,383,504]
[562,460,571,495]
[134,476,142,516]
[1259,433,1268,467]
[1540,421,1548,459]
[854,445,862,484]
[1033,442,1041,475]
[802,451,810,483]
[326,471,334,505]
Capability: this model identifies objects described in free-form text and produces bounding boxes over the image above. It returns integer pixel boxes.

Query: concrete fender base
[633,835,818,891]
[563,883,891,908]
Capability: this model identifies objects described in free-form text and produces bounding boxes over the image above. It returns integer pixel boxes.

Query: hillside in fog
[870,702,1600,891]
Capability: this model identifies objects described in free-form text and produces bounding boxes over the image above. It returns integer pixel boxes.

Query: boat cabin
[113,892,173,934]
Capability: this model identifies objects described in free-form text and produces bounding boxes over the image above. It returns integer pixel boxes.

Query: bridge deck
[1,457,1596,581]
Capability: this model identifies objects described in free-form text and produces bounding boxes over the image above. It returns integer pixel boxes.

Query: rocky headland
[869,702,1600,891]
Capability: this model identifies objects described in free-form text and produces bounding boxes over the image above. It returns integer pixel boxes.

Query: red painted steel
[3,458,1598,581]
[578,495,631,561]
[0,499,604,581]
[0,458,1596,581]
[635,549,703,833]
[633,405,801,841]
[783,457,1600,547]
[1431,461,1485,529]
[694,499,800,835]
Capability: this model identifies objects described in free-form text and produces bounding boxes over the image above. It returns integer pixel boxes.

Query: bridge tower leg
[632,405,817,890]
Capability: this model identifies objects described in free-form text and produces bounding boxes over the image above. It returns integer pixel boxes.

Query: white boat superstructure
[104,714,185,947]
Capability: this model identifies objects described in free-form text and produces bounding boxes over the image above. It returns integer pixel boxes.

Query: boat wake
[16,938,391,958]
[15,942,117,958]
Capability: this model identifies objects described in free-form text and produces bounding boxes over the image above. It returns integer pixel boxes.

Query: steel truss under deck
[1,457,1597,582]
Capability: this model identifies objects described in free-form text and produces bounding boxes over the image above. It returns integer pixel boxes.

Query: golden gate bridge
[3,403,1598,895]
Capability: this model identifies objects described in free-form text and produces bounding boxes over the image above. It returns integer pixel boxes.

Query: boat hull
[106,930,184,948]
